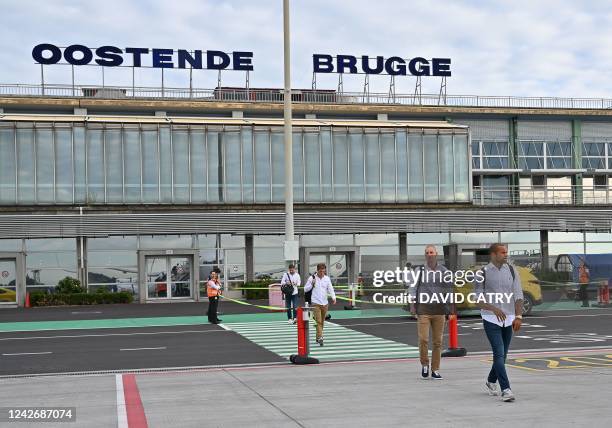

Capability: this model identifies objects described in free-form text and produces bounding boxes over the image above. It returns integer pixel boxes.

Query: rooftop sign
[32,43,254,71]
[312,54,451,76]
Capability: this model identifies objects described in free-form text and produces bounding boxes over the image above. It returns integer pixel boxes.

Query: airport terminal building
[1,85,612,306]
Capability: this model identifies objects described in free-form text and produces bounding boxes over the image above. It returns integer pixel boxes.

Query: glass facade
[0,122,470,205]
[1,230,611,304]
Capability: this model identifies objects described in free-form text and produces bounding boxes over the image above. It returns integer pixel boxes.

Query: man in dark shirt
[410,245,452,380]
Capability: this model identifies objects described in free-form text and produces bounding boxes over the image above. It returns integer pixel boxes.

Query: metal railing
[2,83,612,109]
[472,185,612,206]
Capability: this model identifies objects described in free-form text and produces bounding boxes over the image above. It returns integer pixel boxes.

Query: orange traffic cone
[25,292,30,308]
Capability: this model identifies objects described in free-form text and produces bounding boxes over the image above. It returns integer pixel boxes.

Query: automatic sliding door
[170,257,191,298]
[0,259,17,304]
[328,253,349,286]
[146,256,168,299]
[146,255,192,299]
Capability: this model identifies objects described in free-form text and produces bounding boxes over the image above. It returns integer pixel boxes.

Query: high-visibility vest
[207,280,220,297]
[579,266,590,284]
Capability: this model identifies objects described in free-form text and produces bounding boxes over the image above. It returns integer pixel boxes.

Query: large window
[25,238,77,292]
[519,140,572,170]
[0,122,470,205]
[582,140,609,169]
[472,140,509,169]
[198,234,244,296]
[518,141,544,169]
[88,236,138,296]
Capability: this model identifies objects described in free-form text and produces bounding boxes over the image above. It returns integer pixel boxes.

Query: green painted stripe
[0,316,211,332]
[0,299,589,333]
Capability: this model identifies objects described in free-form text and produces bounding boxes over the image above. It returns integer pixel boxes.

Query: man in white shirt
[281,264,301,324]
[475,243,523,402]
[303,263,336,346]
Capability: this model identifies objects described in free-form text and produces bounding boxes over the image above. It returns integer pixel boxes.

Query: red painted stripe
[122,374,148,428]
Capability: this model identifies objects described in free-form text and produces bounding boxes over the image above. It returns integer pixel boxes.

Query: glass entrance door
[145,255,192,299]
[308,253,350,286]
[0,259,17,304]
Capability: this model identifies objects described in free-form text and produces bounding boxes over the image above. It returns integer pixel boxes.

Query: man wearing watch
[475,243,523,402]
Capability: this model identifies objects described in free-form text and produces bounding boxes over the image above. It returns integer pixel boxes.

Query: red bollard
[448,314,458,348]
[597,281,610,307]
[297,307,306,356]
[290,306,319,364]
[442,314,467,357]
[25,292,31,308]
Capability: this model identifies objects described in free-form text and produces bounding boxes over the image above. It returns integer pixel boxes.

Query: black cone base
[442,347,467,357]
[289,355,320,364]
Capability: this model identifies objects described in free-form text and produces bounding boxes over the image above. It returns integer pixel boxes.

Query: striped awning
[0,208,610,238]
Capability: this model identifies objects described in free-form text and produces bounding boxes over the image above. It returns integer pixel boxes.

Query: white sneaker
[292,318,297,325]
[287,319,294,325]
[485,381,499,396]
[501,388,515,402]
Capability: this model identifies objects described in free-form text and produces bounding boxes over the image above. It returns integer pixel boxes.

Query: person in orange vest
[578,260,590,308]
[207,271,222,324]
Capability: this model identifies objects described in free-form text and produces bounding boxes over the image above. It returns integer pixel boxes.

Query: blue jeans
[483,319,513,391]
[285,294,298,319]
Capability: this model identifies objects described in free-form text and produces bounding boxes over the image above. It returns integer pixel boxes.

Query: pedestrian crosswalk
[221,320,420,362]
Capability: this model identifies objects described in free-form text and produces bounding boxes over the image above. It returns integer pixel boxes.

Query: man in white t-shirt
[304,263,336,346]
[281,264,301,324]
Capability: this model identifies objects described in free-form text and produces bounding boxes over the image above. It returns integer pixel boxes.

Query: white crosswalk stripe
[221,320,420,362]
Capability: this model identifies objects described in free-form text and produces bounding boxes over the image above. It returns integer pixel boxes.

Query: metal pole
[283,0,295,249]
[40,64,45,95]
[189,67,193,98]
[71,65,75,96]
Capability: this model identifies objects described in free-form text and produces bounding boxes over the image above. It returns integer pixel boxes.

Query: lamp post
[283,0,298,263]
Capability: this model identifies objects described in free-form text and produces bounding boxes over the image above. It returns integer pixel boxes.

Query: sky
[1,0,612,97]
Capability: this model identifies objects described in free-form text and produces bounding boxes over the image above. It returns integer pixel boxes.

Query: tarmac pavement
[1,347,610,428]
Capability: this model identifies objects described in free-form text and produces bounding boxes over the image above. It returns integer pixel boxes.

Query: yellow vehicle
[454,265,543,315]
[444,244,543,316]
[0,287,17,303]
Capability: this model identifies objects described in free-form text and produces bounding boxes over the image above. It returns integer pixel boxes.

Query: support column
[245,234,254,283]
[540,230,549,272]
[399,232,407,268]
[572,119,583,204]
[76,236,88,292]
[509,118,520,205]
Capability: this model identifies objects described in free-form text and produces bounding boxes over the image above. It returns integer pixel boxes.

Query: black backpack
[281,272,294,296]
[304,274,316,304]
